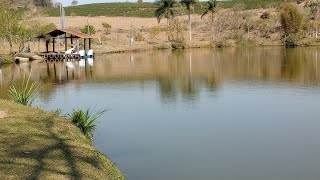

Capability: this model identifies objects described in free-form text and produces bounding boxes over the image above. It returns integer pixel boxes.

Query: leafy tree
[280,3,303,36]
[137,0,143,3]
[0,0,24,53]
[155,0,178,24]
[180,0,198,41]
[33,0,53,7]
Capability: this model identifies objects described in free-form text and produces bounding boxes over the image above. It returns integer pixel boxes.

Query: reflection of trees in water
[1,47,320,102]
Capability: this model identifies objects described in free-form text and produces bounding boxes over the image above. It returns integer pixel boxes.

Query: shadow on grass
[2,114,105,179]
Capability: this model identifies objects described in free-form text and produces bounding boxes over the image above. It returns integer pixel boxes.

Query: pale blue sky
[56,0,154,6]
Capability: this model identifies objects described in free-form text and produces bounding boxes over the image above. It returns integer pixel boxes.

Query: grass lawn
[0,99,125,179]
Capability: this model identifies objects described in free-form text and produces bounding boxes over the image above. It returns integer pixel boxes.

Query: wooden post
[89,39,91,49]
[46,40,49,52]
[38,38,40,53]
[84,38,86,52]
[71,36,73,46]
[65,33,67,52]
[53,38,55,52]
[76,38,79,53]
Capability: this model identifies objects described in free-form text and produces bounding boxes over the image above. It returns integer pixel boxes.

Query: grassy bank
[45,0,283,17]
[0,99,125,179]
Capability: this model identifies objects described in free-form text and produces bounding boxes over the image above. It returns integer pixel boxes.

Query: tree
[0,0,24,53]
[137,0,143,3]
[280,3,303,36]
[155,0,178,24]
[201,0,217,40]
[34,0,53,7]
[306,0,320,38]
[71,0,78,6]
[180,0,198,41]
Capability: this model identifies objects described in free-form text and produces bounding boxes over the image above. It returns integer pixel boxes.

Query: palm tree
[155,0,178,25]
[201,0,217,40]
[180,0,198,41]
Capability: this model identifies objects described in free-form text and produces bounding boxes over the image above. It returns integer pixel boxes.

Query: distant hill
[45,0,283,17]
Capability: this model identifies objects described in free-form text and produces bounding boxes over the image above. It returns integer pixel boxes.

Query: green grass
[0,99,125,179]
[44,0,283,17]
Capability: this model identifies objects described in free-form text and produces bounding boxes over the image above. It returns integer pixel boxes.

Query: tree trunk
[189,12,192,41]
[211,11,214,41]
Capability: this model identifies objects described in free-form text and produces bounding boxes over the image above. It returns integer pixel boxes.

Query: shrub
[171,39,186,49]
[285,33,300,47]
[280,3,303,35]
[8,73,41,106]
[148,26,161,40]
[0,55,14,64]
[68,108,107,138]
[102,22,112,34]
[80,25,96,35]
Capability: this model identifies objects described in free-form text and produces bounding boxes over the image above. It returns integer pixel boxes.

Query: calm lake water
[1,47,320,179]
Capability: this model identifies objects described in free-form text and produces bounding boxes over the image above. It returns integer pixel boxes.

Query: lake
[1,47,320,180]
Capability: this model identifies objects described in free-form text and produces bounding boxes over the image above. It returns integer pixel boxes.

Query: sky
[56,0,154,6]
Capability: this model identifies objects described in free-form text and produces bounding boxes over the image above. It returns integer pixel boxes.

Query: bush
[285,33,300,47]
[68,108,106,138]
[8,73,41,106]
[171,39,186,49]
[280,3,303,35]
[0,55,14,64]
[80,25,96,35]
[102,22,112,34]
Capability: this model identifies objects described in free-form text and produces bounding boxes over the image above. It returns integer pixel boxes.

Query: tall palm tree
[155,0,178,24]
[201,0,217,40]
[180,0,198,41]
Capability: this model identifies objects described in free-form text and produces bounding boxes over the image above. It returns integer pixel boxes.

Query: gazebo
[36,28,95,60]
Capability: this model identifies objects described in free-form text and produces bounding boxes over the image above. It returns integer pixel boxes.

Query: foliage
[8,73,41,106]
[201,0,217,19]
[155,0,178,23]
[148,26,161,40]
[68,108,107,137]
[0,1,25,53]
[171,39,186,49]
[280,3,303,35]
[285,33,301,47]
[0,55,14,64]
[80,25,96,35]
[44,1,283,17]
[102,22,112,34]
[33,0,53,7]
[71,0,78,6]
[51,108,64,117]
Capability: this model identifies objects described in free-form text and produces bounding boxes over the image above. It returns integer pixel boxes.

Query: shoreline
[0,99,125,179]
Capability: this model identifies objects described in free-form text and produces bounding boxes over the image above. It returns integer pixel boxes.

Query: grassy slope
[45,0,283,17]
[0,99,125,180]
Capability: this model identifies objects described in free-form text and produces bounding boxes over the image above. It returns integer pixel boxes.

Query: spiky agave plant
[8,73,41,106]
[68,108,107,137]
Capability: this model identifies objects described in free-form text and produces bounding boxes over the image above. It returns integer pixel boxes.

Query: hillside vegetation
[45,0,284,17]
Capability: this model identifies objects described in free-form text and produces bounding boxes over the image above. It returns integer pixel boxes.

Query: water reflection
[1,47,320,101]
